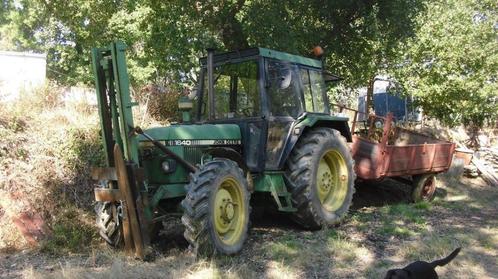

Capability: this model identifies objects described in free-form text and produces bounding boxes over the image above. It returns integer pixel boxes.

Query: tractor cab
[190,48,346,172]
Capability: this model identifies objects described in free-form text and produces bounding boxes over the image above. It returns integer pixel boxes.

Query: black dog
[384,247,461,279]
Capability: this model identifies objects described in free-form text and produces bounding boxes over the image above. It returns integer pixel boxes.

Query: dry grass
[6,175,494,279]
[0,84,103,252]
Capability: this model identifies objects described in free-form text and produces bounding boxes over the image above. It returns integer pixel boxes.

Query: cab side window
[300,68,314,112]
[266,60,303,117]
[200,60,260,120]
[300,68,327,113]
[309,70,326,112]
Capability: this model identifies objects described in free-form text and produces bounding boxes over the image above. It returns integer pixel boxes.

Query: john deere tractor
[91,42,355,258]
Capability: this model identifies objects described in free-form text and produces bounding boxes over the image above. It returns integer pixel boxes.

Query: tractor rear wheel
[181,159,250,256]
[412,174,437,202]
[286,128,355,229]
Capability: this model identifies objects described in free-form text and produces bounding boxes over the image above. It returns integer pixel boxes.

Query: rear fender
[277,114,352,169]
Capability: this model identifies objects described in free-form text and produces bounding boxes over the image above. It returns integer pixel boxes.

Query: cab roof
[200,47,322,69]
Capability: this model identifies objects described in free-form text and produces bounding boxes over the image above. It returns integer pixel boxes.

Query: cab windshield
[195,60,260,120]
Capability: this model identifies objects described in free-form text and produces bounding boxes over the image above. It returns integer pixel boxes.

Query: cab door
[197,59,267,172]
[263,59,304,170]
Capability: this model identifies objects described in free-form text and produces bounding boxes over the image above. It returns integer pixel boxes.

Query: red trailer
[333,105,456,202]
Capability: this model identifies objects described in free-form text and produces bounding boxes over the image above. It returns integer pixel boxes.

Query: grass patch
[40,207,97,255]
[414,201,432,210]
[327,230,368,267]
[400,233,466,261]
[384,203,428,224]
[266,235,303,262]
[475,227,498,251]
[364,260,392,279]
[375,203,430,238]
[347,210,374,232]
[378,223,417,238]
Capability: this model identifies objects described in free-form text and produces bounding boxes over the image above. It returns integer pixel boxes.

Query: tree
[0,0,424,95]
[394,0,498,129]
[0,0,46,52]
[176,0,424,93]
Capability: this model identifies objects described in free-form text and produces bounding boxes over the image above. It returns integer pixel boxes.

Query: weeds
[40,206,98,255]
[0,85,103,252]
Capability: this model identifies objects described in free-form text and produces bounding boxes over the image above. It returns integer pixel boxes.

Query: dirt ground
[1,174,497,279]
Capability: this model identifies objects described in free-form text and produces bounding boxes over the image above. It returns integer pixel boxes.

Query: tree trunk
[198,1,249,50]
[220,19,249,50]
[219,1,249,50]
[366,77,375,115]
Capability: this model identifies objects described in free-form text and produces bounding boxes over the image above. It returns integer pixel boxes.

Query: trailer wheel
[95,200,123,248]
[286,128,355,229]
[181,159,250,256]
[412,174,437,202]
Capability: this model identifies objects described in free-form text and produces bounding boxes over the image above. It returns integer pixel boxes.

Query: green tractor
[91,42,355,258]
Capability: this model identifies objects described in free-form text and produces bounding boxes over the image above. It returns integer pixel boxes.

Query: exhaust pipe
[207,48,215,120]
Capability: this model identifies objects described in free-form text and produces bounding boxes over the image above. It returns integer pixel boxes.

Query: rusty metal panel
[417,145,436,170]
[120,201,133,253]
[352,131,455,179]
[384,143,455,176]
[94,188,122,202]
[352,136,384,180]
[91,167,117,181]
[432,144,455,168]
[114,144,145,259]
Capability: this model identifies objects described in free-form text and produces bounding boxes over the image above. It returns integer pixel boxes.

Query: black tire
[412,174,437,202]
[181,159,251,256]
[286,128,355,229]
[95,200,123,247]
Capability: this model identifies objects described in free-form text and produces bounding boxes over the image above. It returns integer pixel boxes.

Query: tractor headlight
[161,159,176,174]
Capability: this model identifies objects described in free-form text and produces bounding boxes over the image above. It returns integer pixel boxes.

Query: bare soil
[1,175,497,279]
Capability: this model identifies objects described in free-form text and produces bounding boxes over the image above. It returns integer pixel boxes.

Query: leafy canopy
[394,0,498,128]
[0,0,422,91]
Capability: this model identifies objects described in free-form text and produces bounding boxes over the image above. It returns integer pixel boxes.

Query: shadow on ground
[3,176,497,279]
[351,179,413,209]
[155,177,426,253]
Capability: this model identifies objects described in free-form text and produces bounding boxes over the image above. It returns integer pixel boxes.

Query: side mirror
[178,96,193,123]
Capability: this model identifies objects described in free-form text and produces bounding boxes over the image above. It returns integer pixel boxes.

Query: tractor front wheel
[286,128,355,229]
[95,200,123,248]
[181,159,250,256]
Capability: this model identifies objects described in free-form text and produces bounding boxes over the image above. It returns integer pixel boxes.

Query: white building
[0,51,46,100]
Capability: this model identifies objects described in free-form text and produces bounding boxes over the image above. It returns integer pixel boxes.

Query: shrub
[136,84,182,122]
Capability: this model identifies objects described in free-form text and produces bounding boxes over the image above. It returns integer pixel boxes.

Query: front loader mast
[90,42,216,259]
[91,42,148,258]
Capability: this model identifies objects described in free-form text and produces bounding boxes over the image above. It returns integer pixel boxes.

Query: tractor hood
[138,124,242,146]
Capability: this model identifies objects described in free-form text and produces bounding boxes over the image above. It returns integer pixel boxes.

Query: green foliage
[4,0,494,128]
[394,0,498,128]
[57,127,106,173]
[0,0,423,91]
[40,207,97,254]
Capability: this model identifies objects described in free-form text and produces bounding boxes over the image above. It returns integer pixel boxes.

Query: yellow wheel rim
[316,149,349,212]
[213,176,245,245]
